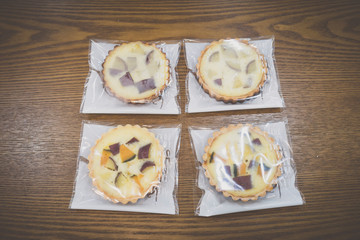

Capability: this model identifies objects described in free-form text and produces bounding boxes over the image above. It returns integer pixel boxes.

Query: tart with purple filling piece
[202,124,282,201]
[102,41,170,103]
[88,125,164,204]
[196,39,267,103]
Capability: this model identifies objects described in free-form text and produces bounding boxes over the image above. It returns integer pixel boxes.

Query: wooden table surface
[1,0,359,239]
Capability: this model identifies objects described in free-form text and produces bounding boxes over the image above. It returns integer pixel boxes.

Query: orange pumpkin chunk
[257,164,262,176]
[239,163,247,175]
[133,174,144,192]
[100,150,112,166]
[120,144,136,163]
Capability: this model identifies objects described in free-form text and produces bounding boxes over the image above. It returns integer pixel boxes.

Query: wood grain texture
[0,0,359,239]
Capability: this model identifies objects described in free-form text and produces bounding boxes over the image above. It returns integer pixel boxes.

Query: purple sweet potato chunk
[233,175,252,190]
[108,157,118,171]
[222,177,242,190]
[119,72,134,87]
[140,161,155,172]
[136,78,156,93]
[221,44,238,58]
[209,51,219,62]
[109,143,120,155]
[146,50,154,64]
[109,68,123,76]
[114,171,124,186]
[138,143,151,159]
[224,165,232,176]
[126,137,139,145]
[214,78,222,86]
[113,57,127,72]
[252,138,262,145]
[246,60,256,74]
[226,61,241,71]
[248,160,256,168]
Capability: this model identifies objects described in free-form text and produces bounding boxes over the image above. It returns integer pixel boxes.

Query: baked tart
[88,125,164,204]
[102,41,170,103]
[202,124,282,201]
[196,39,267,103]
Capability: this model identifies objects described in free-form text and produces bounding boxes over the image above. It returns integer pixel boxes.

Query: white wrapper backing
[189,120,304,217]
[80,40,181,114]
[70,122,180,215]
[184,37,285,113]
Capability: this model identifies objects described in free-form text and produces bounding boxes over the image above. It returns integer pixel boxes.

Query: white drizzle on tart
[203,124,281,201]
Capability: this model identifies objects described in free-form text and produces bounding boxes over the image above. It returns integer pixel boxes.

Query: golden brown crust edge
[202,124,282,202]
[196,39,268,103]
[88,124,164,204]
[102,42,170,104]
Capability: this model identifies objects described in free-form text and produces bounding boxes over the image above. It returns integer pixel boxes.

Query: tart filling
[88,125,164,204]
[202,124,281,201]
[197,39,267,103]
[102,41,170,103]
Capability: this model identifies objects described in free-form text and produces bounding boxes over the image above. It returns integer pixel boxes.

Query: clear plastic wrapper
[70,121,180,215]
[184,37,285,113]
[189,116,304,216]
[81,40,181,114]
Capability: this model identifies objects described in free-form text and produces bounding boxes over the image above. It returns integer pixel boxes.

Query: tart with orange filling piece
[88,125,164,204]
